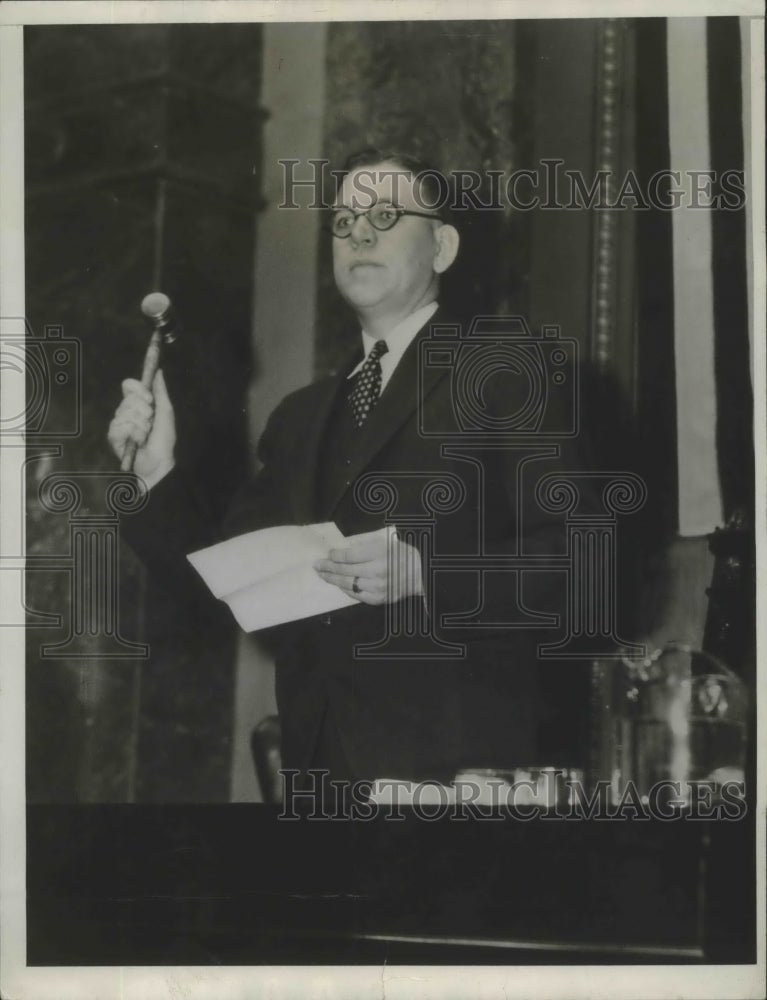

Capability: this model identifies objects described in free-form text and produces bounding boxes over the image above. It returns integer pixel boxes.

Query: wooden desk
[26,805,755,965]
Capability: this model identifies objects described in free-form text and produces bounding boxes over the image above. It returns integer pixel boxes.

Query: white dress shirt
[347,301,439,392]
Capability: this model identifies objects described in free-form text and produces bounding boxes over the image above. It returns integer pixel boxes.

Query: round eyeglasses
[328,204,441,238]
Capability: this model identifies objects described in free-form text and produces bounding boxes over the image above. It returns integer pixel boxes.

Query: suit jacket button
[322,615,332,626]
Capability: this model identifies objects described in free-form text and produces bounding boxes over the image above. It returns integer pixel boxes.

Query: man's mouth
[349,261,382,271]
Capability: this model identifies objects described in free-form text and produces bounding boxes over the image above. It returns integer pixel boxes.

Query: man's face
[332,161,442,320]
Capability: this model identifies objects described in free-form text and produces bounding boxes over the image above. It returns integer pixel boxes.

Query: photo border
[1,2,764,998]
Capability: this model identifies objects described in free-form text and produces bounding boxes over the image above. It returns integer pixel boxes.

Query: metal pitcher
[591,642,748,807]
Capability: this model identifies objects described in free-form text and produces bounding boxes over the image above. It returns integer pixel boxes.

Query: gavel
[120,292,180,473]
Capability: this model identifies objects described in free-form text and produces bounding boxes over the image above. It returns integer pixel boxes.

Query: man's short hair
[339,147,451,217]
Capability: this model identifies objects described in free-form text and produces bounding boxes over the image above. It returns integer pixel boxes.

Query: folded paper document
[187,523,358,632]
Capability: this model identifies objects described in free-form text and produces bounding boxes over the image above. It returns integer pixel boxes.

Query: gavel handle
[120,327,164,473]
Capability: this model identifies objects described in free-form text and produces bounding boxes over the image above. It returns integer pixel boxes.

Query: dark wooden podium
[26,804,754,965]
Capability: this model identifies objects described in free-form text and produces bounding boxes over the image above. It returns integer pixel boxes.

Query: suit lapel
[286,363,355,524]
[323,310,453,519]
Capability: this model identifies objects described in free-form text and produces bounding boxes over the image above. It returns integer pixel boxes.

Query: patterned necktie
[348,339,389,427]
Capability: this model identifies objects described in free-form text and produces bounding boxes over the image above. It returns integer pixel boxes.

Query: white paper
[187,522,358,630]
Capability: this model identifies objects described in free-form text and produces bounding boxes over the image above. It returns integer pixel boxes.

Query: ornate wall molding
[590,18,626,371]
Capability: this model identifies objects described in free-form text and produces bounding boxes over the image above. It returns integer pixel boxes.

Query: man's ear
[433,223,460,274]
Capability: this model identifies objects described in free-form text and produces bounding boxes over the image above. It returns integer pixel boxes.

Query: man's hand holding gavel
[108,292,180,489]
[107,369,177,490]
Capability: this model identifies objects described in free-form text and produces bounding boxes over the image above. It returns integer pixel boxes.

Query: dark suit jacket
[124,309,591,781]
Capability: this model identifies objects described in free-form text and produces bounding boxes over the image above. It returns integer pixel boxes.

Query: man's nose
[350,213,376,247]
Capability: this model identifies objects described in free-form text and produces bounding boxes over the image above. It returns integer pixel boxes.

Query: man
[109,149,580,792]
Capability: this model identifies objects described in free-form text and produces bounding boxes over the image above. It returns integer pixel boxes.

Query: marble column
[24,24,264,802]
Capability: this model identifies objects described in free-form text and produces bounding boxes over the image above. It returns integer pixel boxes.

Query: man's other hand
[107,369,176,489]
[314,527,424,606]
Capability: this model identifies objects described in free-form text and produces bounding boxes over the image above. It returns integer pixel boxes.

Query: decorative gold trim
[591,19,625,368]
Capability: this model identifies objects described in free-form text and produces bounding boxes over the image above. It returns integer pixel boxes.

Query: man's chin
[338,285,389,312]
